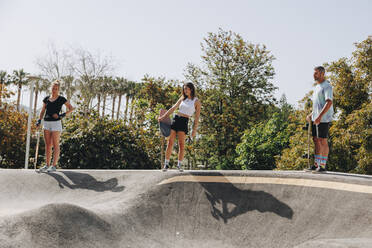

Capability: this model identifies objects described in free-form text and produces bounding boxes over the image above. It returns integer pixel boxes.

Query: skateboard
[159,109,171,137]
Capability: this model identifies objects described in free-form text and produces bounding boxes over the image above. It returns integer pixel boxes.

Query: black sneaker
[162,164,169,172]
[305,165,317,172]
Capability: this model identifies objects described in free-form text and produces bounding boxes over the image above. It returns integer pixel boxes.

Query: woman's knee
[178,141,185,150]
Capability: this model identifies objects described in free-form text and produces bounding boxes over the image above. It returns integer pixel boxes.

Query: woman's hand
[158,115,166,122]
[52,113,59,119]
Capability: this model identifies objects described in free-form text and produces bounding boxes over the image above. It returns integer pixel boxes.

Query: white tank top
[178,97,197,116]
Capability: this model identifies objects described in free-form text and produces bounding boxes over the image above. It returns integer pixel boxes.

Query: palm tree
[124,81,136,124]
[110,78,119,119]
[116,77,127,120]
[27,75,43,118]
[0,70,9,107]
[102,76,113,117]
[61,75,76,102]
[94,76,104,115]
[129,82,142,124]
[12,69,30,111]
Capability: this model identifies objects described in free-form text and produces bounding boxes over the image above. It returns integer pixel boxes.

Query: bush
[59,112,156,169]
[0,104,31,168]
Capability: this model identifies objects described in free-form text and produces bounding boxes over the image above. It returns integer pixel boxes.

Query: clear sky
[1,0,371,107]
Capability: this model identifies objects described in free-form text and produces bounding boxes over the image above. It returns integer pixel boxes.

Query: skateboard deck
[159,109,172,137]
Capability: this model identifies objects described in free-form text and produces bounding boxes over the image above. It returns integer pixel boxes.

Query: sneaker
[38,165,49,173]
[47,166,57,172]
[177,164,183,172]
[305,165,317,172]
[162,164,169,172]
[314,166,326,173]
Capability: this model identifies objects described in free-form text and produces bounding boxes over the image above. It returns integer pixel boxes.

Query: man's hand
[306,114,312,123]
[59,113,66,119]
[314,116,321,125]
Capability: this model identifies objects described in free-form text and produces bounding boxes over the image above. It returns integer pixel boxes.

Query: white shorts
[43,120,62,132]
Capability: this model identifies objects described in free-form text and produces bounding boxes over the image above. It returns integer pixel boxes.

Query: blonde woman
[158,82,201,171]
[36,80,74,172]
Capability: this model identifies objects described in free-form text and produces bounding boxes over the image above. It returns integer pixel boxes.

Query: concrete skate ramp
[1,169,372,248]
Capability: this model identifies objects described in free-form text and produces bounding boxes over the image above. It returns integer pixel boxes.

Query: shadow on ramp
[45,171,125,192]
[188,172,294,223]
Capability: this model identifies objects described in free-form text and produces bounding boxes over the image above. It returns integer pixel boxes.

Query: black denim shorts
[312,122,330,138]
[170,115,189,134]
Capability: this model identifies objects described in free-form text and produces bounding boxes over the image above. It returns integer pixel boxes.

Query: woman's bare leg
[177,131,186,161]
[165,130,177,160]
[44,130,53,166]
[51,131,61,166]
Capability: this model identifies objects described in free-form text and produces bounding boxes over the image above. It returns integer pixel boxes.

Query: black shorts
[312,122,330,138]
[171,115,189,134]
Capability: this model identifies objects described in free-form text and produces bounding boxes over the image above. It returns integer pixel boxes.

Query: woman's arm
[53,101,74,119]
[64,101,74,116]
[36,103,46,126]
[191,99,201,138]
[158,96,184,121]
[39,103,46,120]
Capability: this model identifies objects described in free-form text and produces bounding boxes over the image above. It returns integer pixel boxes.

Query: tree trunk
[97,94,101,115]
[111,95,116,119]
[0,83,3,107]
[102,94,106,117]
[117,94,122,120]
[129,97,135,124]
[16,84,22,111]
[124,95,129,124]
[33,89,39,118]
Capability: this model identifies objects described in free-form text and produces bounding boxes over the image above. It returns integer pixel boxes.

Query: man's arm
[314,99,332,125]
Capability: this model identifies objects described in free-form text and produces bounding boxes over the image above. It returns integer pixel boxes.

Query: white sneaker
[38,165,49,173]
[47,166,56,172]
[177,164,183,172]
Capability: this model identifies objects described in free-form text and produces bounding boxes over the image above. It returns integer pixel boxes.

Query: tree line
[0,30,371,173]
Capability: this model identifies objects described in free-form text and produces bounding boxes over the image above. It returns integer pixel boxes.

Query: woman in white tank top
[158,83,201,171]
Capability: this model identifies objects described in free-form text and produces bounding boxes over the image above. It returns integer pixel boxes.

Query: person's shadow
[189,172,293,223]
[45,171,125,192]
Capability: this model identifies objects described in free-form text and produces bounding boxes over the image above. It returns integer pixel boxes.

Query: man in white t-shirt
[306,66,334,172]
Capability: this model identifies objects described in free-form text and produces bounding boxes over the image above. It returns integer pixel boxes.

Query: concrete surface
[1,169,372,248]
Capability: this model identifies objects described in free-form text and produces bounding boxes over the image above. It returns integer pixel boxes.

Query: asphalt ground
[1,169,372,248]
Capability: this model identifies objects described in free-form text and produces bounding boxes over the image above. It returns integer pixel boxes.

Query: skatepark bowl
[1,169,372,248]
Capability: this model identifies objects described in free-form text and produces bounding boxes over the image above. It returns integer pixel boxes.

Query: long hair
[182,82,196,100]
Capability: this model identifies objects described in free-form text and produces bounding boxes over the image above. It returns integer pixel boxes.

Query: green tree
[236,95,294,170]
[185,28,277,169]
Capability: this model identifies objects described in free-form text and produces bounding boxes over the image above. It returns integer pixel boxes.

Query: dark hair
[314,66,325,74]
[182,82,196,100]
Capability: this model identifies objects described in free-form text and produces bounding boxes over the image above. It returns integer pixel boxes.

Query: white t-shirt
[312,80,334,123]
